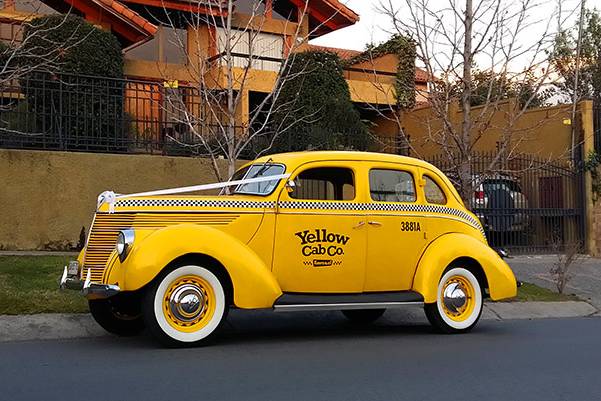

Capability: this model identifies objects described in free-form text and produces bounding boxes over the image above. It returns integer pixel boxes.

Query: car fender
[412,233,517,303]
[120,224,282,309]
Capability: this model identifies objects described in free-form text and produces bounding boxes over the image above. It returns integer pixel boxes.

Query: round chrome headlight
[116,229,134,261]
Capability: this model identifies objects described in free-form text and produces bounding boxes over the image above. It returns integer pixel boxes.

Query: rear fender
[412,233,517,303]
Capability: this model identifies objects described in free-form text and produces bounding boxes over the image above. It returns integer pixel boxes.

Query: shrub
[20,15,126,149]
[271,51,370,152]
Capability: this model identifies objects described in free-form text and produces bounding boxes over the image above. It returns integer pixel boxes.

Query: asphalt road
[1,310,600,401]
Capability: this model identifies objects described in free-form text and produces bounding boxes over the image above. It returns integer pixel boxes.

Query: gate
[428,152,585,254]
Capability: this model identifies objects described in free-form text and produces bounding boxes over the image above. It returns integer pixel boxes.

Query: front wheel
[424,267,483,334]
[88,295,145,336]
[143,264,228,347]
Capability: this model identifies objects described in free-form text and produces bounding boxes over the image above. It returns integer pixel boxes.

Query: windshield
[229,163,286,196]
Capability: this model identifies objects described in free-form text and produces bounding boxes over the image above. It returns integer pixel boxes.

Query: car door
[419,169,461,241]
[363,164,428,291]
[272,162,367,293]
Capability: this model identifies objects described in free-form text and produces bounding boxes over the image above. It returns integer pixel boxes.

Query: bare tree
[0,5,89,90]
[378,0,575,204]
[341,40,420,157]
[155,0,337,181]
[0,8,95,135]
[550,241,584,294]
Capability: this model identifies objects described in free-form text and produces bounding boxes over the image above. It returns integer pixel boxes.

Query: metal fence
[428,152,585,254]
[0,72,241,156]
[0,71,376,159]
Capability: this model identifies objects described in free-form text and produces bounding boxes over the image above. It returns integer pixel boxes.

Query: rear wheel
[143,264,228,347]
[89,295,144,336]
[341,309,385,324]
[425,267,483,334]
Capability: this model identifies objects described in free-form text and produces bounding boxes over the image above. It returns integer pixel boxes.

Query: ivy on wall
[344,34,417,109]
[585,150,601,203]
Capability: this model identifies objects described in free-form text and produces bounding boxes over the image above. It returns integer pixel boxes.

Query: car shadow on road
[60,308,509,350]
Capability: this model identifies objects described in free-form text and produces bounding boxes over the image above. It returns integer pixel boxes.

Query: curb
[0,251,79,256]
[0,301,598,343]
[483,301,598,320]
[0,313,106,343]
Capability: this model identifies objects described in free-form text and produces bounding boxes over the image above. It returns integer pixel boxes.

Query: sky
[311,0,601,52]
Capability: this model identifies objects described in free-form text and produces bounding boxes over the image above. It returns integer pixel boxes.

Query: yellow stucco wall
[0,149,229,250]
[401,101,574,160]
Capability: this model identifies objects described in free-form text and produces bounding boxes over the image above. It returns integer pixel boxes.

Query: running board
[273,291,424,312]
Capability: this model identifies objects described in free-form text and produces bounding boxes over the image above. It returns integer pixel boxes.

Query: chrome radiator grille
[82,213,135,283]
[82,212,239,283]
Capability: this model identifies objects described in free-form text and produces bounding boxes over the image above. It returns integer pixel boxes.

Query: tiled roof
[306,44,361,60]
[415,68,428,83]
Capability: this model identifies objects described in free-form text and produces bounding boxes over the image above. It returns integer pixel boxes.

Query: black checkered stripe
[278,201,484,235]
[116,199,276,209]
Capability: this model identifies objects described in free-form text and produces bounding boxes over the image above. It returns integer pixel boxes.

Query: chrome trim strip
[273,301,424,312]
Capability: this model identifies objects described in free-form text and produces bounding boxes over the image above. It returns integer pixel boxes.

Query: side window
[369,169,416,202]
[424,176,447,205]
[290,167,355,200]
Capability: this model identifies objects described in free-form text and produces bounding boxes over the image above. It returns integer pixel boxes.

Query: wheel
[88,295,145,336]
[424,267,483,334]
[143,264,228,347]
[341,309,385,324]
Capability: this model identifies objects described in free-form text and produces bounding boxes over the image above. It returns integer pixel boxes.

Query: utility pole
[571,0,586,163]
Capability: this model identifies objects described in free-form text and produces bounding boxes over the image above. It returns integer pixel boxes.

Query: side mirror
[285,179,296,193]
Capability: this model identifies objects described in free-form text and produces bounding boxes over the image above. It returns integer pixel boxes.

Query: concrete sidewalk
[1,301,597,343]
[508,255,601,310]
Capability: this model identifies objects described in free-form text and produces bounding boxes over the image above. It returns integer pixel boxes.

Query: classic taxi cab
[60,151,517,346]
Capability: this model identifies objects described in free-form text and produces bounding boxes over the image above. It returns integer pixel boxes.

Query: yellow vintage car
[60,151,517,346]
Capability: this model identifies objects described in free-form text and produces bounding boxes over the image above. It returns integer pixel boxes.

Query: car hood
[97,194,276,213]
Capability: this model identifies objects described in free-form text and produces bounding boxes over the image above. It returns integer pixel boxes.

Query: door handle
[353,221,365,229]
[367,221,382,226]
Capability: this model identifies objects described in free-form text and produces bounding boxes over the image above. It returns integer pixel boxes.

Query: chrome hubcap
[443,282,467,313]
[168,284,207,322]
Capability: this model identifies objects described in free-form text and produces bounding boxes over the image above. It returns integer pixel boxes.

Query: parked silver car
[472,175,529,233]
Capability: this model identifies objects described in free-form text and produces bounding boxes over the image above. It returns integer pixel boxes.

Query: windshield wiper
[249,158,273,179]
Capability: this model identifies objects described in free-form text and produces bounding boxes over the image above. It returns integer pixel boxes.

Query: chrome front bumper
[59,265,120,300]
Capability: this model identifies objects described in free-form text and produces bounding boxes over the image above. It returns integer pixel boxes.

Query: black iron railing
[0,72,239,155]
[0,71,378,158]
[427,152,585,254]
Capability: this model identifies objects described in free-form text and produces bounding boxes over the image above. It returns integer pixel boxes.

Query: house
[0,0,429,155]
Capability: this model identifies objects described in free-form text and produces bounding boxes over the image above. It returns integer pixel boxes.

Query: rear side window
[369,169,416,202]
[290,167,355,201]
[424,176,447,205]
[483,179,521,193]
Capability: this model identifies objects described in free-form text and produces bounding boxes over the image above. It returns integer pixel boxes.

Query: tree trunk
[459,0,474,208]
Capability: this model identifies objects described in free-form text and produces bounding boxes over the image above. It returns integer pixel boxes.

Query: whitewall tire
[424,267,483,333]
[144,264,228,346]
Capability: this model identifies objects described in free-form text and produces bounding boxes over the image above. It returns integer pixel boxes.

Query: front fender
[117,224,282,309]
[412,233,517,303]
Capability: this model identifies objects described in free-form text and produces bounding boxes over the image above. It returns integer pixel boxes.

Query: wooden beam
[120,0,226,16]
[288,0,340,31]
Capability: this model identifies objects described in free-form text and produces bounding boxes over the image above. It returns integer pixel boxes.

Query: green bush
[270,51,370,152]
[19,15,125,149]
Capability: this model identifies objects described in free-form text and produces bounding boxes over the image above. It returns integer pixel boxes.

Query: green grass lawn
[514,282,579,302]
[0,255,580,315]
[0,255,88,315]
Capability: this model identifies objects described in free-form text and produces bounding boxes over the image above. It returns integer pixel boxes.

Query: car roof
[250,151,465,207]
[253,151,439,171]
